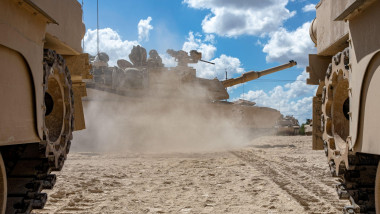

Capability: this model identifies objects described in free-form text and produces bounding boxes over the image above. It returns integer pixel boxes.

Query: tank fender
[0,30,45,142]
[0,0,50,142]
[351,50,380,153]
[306,54,331,85]
[0,45,40,145]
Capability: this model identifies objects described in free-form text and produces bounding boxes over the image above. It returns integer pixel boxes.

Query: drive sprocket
[42,49,74,170]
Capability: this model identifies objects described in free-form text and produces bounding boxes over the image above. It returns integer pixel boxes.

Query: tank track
[327,151,380,213]
[0,143,59,213]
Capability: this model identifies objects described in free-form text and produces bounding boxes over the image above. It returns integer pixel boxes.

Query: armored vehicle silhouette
[88,46,296,133]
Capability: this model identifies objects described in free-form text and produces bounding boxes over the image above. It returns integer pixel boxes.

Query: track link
[1,143,59,213]
[327,151,380,214]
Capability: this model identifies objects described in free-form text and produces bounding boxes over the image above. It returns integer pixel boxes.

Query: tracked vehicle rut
[230,149,346,213]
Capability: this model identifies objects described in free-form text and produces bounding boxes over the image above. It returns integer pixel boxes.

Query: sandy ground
[34,136,348,214]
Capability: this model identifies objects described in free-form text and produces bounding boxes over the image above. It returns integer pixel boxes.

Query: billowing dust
[39,78,347,214]
[72,84,260,153]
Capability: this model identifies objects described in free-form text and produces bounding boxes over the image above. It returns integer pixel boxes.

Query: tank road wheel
[322,48,380,213]
[0,154,6,214]
[43,49,74,170]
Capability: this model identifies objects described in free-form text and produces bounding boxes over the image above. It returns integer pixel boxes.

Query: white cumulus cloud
[302,4,316,12]
[204,34,216,44]
[83,28,244,79]
[262,21,316,67]
[138,17,154,42]
[84,27,175,68]
[83,28,139,66]
[237,70,317,123]
[192,54,245,80]
[183,0,296,37]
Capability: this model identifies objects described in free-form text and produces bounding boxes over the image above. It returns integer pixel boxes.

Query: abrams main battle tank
[304,120,313,136]
[307,0,380,212]
[0,0,91,213]
[275,115,300,136]
[87,45,297,133]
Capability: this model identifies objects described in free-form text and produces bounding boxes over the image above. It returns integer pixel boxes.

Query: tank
[304,120,313,136]
[274,115,300,136]
[0,0,91,213]
[89,46,297,99]
[87,46,296,133]
[307,0,380,212]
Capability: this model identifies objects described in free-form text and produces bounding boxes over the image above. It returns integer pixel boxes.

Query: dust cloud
[72,81,260,153]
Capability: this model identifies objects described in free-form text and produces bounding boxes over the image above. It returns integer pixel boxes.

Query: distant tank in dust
[87,45,297,133]
[307,0,380,212]
[275,115,300,136]
[304,120,313,136]
[0,0,91,213]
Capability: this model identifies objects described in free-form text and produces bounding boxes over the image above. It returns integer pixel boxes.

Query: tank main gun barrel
[221,60,297,88]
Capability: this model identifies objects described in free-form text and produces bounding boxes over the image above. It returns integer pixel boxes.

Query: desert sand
[35,136,347,214]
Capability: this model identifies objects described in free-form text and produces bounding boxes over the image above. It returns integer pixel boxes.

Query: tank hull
[85,87,281,131]
[0,0,90,212]
[82,88,281,152]
[307,0,380,212]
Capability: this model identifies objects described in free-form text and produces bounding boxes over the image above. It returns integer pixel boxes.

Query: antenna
[225,69,227,80]
[242,82,245,100]
[82,0,84,51]
[97,0,99,55]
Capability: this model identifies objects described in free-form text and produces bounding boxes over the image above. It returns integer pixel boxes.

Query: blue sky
[80,0,319,123]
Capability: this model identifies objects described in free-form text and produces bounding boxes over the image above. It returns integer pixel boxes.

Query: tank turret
[163,49,297,100]
[88,48,296,101]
